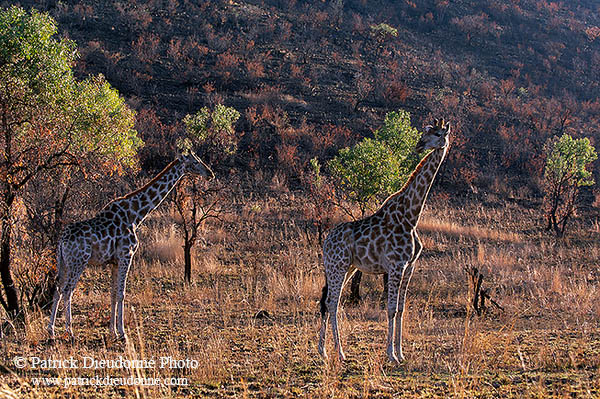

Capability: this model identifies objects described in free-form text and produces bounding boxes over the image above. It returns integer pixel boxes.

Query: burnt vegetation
[7,0,599,194]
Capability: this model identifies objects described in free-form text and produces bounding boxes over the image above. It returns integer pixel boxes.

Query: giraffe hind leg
[47,286,62,340]
[48,244,67,339]
[62,262,87,342]
[326,266,356,362]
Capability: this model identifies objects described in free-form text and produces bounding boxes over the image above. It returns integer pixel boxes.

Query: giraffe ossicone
[47,152,213,342]
[318,118,451,363]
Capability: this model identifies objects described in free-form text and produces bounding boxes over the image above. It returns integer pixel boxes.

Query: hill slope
[12,0,600,191]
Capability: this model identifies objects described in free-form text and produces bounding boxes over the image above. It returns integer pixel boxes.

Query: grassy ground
[1,194,600,398]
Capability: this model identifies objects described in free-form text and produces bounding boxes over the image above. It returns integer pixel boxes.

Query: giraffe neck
[382,146,448,228]
[114,159,186,227]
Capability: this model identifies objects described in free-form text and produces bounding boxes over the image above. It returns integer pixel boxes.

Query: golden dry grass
[1,197,600,398]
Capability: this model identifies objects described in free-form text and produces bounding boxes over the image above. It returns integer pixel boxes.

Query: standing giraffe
[47,152,213,342]
[318,119,451,363]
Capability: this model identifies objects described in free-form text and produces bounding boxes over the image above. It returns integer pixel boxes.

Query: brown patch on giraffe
[118,159,181,200]
[378,150,437,210]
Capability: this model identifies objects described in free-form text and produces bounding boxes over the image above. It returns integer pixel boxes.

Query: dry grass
[2,196,600,398]
[419,216,523,243]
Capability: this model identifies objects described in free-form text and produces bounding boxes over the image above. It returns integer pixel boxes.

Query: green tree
[328,110,421,216]
[175,104,239,283]
[543,133,597,237]
[182,104,241,163]
[328,110,422,302]
[0,7,141,319]
[370,23,399,39]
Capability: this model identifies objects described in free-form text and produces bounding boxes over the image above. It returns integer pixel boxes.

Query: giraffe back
[59,208,136,267]
[323,211,415,275]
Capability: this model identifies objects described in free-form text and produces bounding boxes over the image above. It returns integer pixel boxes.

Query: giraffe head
[180,152,215,180]
[415,118,451,153]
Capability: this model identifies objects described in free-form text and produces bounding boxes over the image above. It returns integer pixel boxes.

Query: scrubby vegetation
[1,1,600,398]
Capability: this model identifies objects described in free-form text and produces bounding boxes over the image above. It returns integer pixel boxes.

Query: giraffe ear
[443,122,451,135]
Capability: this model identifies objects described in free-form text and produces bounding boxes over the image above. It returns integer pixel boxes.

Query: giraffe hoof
[394,345,406,362]
[387,347,401,364]
[318,346,327,359]
[387,353,406,364]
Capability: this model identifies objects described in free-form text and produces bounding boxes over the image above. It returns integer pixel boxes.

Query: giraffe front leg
[393,232,421,360]
[63,285,76,343]
[386,270,403,364]
[114,254,133,341]
[318,309,329,359]
[109,263,119,339]
[394,262,415,362]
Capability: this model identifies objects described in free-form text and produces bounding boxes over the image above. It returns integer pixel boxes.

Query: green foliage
[0,6,75,105]
[328,110,422,214]
[0,6,142,176]
[183,104,241,155]
[544,134,597,188]
[73,75,141,170]
[374,110,422,175]
[370,23,398,38]
[543,133,597,236]
[310,157,322,187]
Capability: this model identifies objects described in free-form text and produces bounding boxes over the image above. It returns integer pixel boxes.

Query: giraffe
[318,118,451,363]
[47,152,213,342]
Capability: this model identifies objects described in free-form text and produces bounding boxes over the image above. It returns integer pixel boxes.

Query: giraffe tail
[319,282,328,317]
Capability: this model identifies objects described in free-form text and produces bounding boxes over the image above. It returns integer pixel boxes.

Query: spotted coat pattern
[47,153,213,341]
[318,119,451,363]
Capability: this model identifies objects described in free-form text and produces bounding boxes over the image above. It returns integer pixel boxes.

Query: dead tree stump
[465,266,504,315]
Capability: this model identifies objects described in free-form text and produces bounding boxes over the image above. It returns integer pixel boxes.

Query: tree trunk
[38,188,69,311]
[183,240,192,283]
[0,202,20,319]
[349,270,362,303]
[349,271,389,304]
[381,272,389,303]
